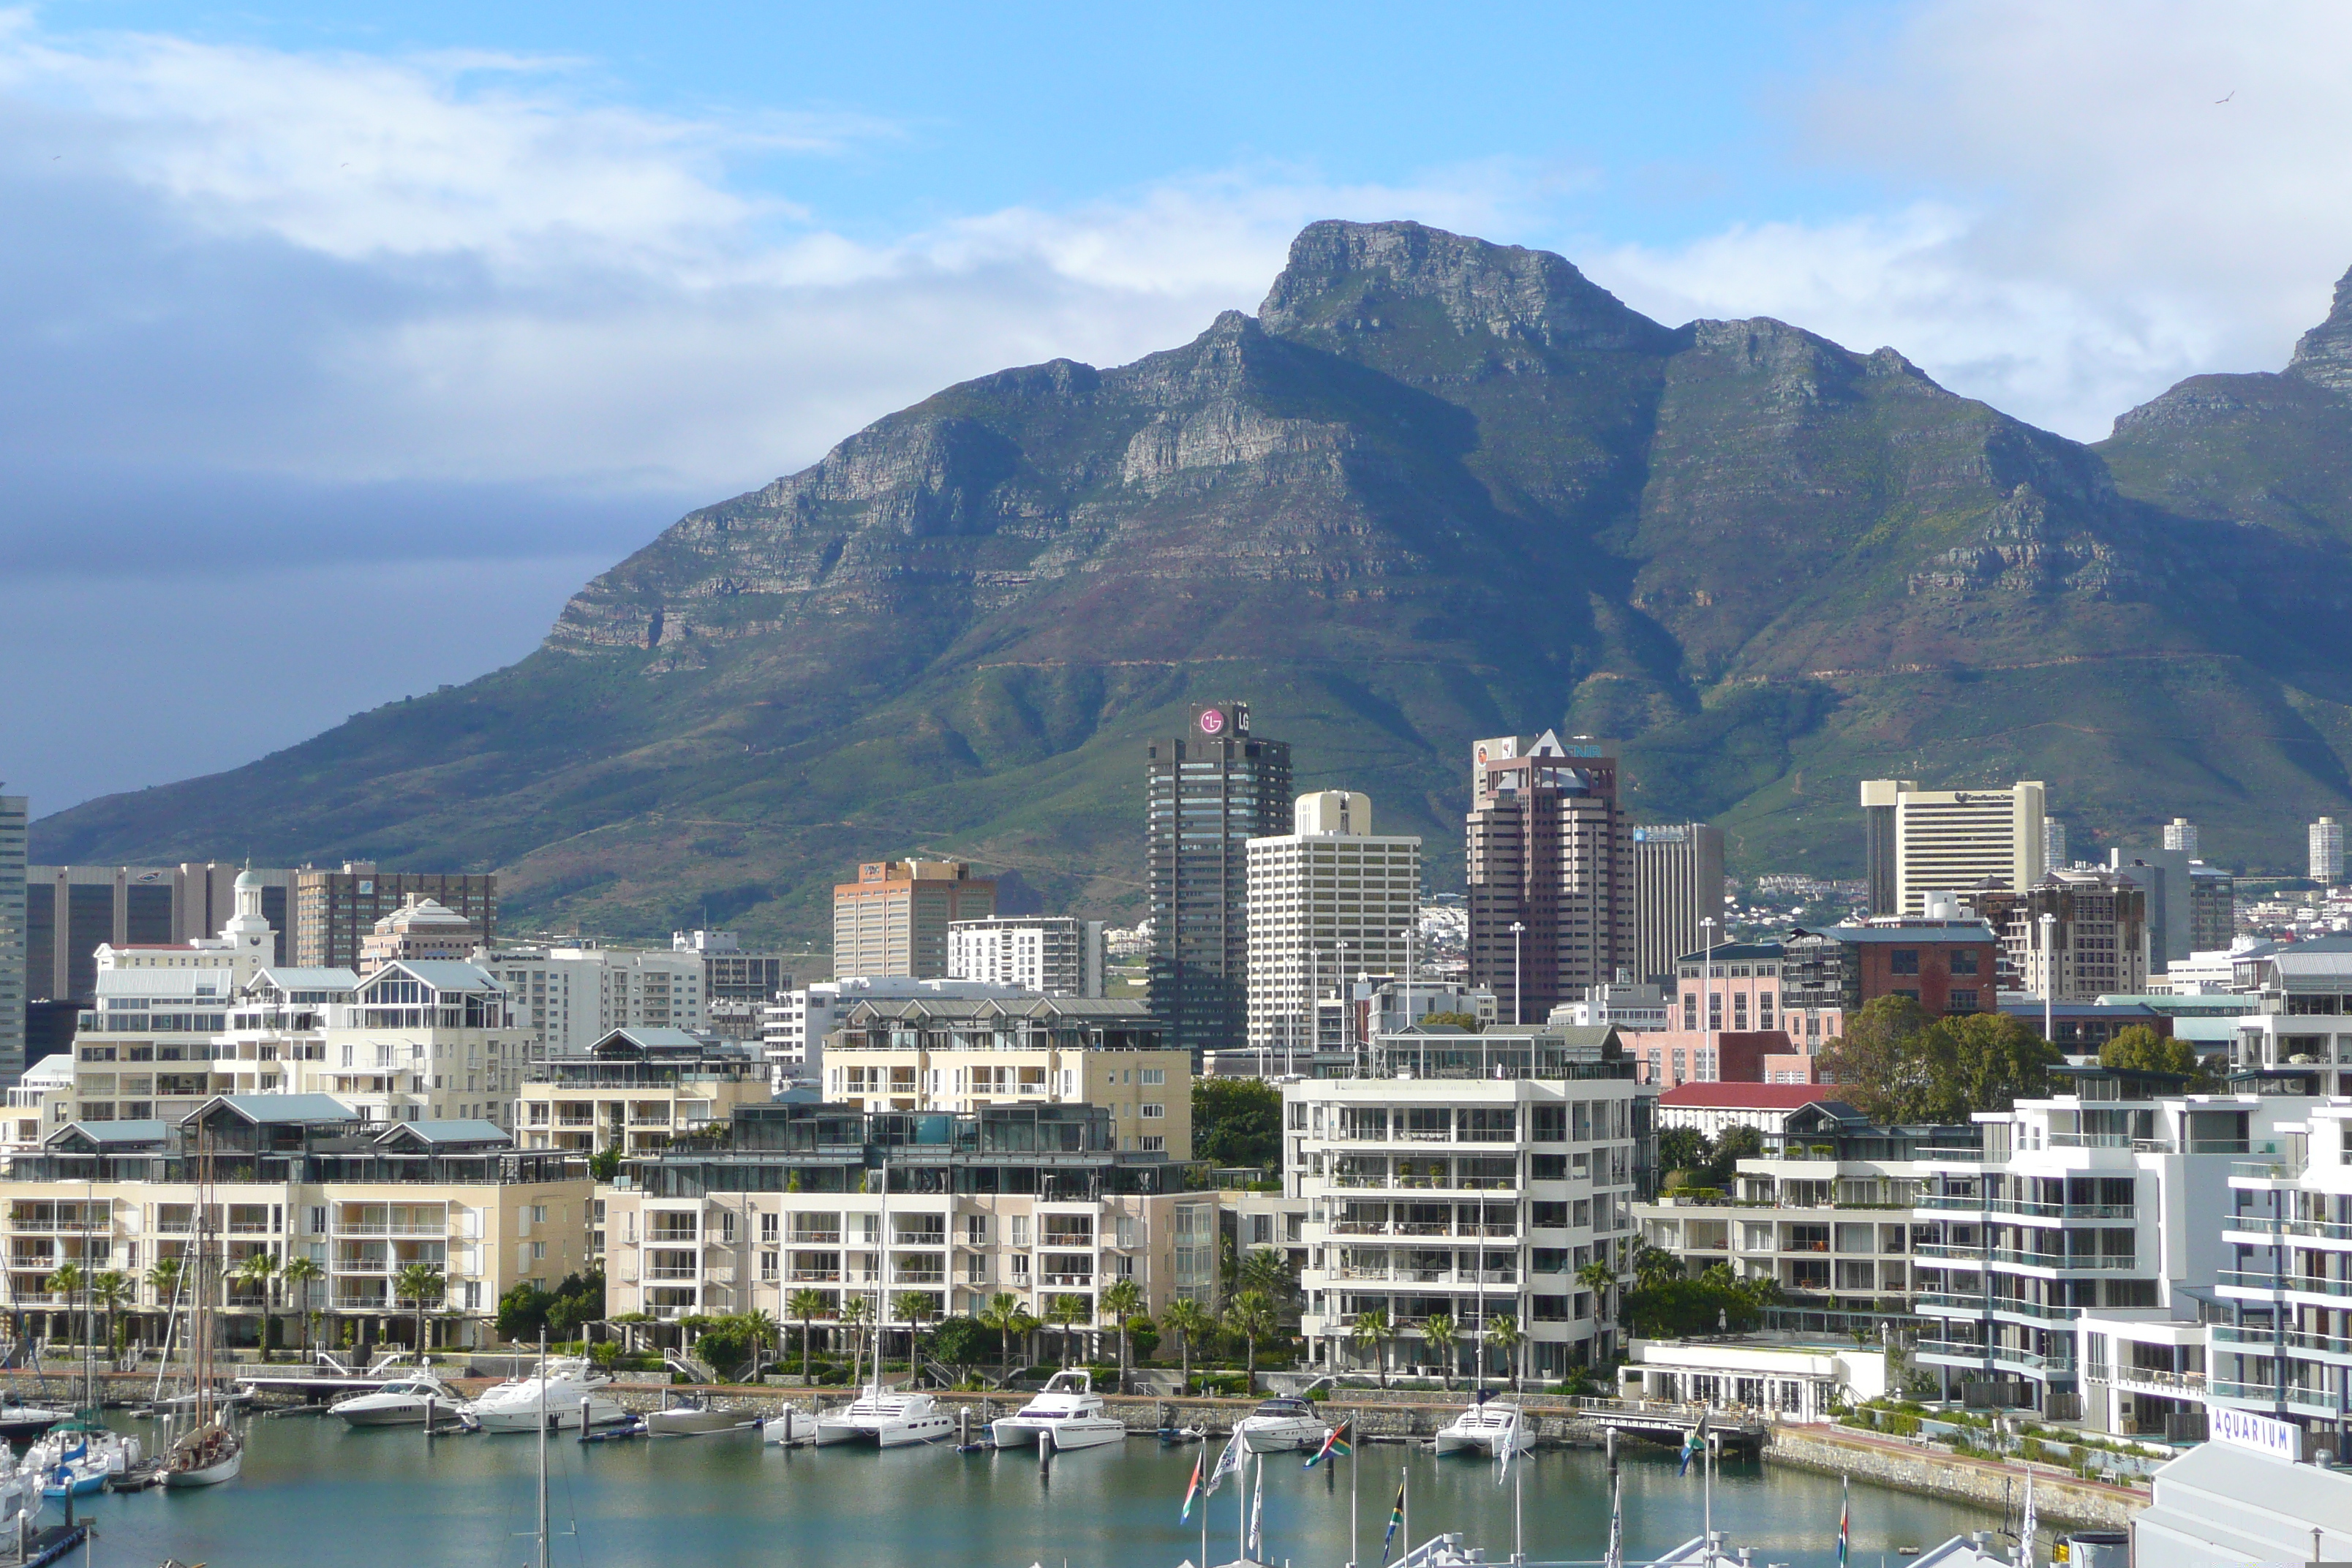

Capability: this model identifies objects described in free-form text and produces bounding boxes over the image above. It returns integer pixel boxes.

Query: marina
[4,1409,2004,1568]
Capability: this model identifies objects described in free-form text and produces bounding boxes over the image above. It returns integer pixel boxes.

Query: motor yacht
[331,1375,467,1428]
[1232,1397,1327,1453]
[647,1394,755,1436]
[461,1357,627,1433]
[0,1446,42,1534]
[761,1408,819,1445]
[989,1371,1126,1452]
[813,1390,957,1448]
[1433,1399,1532,1458]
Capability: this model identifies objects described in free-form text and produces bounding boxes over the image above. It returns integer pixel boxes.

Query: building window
[1951,949,1980,976]
[1140,1103,1166,1119]
[1950,990,1980,1011]
[1891,949,1921,976]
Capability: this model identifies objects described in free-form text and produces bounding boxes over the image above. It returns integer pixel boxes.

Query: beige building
[601,1100,1214,1333]
[822,995,1191,1158]
[1861,779,2048,916]
[295,863,497,970]
[5,1096,591,1349]
[358,896,482,965]
[517,1029,772,1154]
[1245,792,1422,1055]
[832,860,995,979]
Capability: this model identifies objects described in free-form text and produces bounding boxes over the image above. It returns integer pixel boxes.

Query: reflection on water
[56,1414,2002,1568]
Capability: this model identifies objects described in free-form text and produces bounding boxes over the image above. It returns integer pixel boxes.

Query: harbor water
[53,1414,2002,1568]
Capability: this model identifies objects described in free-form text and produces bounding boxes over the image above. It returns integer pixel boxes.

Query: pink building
[1632,940,1845,1087]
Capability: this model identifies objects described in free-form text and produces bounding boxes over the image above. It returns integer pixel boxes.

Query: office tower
[2189,864,2235,952]
[2163,818,2200,857]
[293,863,497,970]
[1146,701,1293,1059]
[0,795,24,1082]
[949,916,1107,997]
[2002,869,2151,1003]
[1244,791,1422,1053]
[1857,779,2047,916]
[28,862,298,1004]
[831,859,995,979]
[1466,733,1634,1025]
[2106,848,2195,975]
[2043,818,2069,872]
[481,942,708,1060]
[1631,822,1725,986]
[2313,818,2345,885]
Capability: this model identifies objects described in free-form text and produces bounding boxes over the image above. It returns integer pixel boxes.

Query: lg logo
[1199,709,1226,735]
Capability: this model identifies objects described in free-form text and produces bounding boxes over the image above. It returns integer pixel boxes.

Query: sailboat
[163,1117,244,1487]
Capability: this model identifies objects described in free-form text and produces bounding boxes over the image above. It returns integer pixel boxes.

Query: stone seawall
[1764,1426,2145,1531]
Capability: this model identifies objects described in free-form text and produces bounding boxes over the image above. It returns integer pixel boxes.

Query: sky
[7,1,2352,816]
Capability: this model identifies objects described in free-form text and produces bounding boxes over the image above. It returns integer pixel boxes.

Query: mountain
[37,225,2352,944]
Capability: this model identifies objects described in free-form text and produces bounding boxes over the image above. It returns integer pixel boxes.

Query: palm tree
[1632,1243,1683,1290]
[89,1271,132,1359]
[1483,1314,1524,1393]
[279,1256,324,1359]
[1349,1308,1392,1388]
[44,1262,85,1349]
[1577,1259,1618,1335]
[1046,1293,1090,1368]
[391,1262,445,1360]
[1421,1312,1457,1389]
[1235,1247,1297,1310]
[145,1255,184,1356]
[233,1251,281,1360]
[1100,1278,1145,1392]
[894,1292,934,1371]
[1163,1297,1212,1395]
[979,1292,1025,1371]
[1224,1289,1278,1394]
[738,1309,783,1379]
[839,1296,872,1387]
[788,1288,829,1382]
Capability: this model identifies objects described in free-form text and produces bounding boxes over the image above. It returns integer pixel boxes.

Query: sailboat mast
[536,1330,550,1568]
[872,1156,888,1395]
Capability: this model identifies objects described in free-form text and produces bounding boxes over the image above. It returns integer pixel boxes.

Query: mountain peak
[1258,219,1670,355]
[2285,263,2352,393]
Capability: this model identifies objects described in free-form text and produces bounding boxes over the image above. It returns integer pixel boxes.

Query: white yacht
[0,1447,42,1536]
[1433,1399,1532,1457]
[331,1374,467,1428]
[461,1358,627,1433]
[813,1390,957,1448]
[762,1407,820,1445]
[989,1371,1126,1451]
[29,1428,142,1496]
[0,1398,69,1441]
[647,1394,755,1436]
[1232,1397,1327,1453]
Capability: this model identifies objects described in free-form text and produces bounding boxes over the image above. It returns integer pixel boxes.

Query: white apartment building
[0,794,24,1082]
[761,977,1030,1089]
[2315,818,2345,886]
[1285,1023,1643,1380]
[479,943,705,1060]
[949,916,1107,997]
[2163,818,2201,857]
[1861,779,2047,916]
[1245,791,1422,1054]
[92,864,279,989]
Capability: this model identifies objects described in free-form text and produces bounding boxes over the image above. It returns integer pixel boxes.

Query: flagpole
[1703,1431,1714,1550]
[1402,1464,1411,1567]
[1350,1422,1360,1568]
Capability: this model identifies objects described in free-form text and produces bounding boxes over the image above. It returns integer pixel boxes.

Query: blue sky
[7,1,2351,815]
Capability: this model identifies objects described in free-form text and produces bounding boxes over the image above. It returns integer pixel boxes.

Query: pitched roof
[1657,1083,1839,1109]
[48,1120,173,1148]
[374,1120,511,1147]
[186,1093,358,1125]
[361,959,501,990]
[247,967,361,991]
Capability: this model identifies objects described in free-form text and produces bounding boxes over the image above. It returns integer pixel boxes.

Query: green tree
[393,1262,445,1357]
[279,1256,324,1357]
[1349,1307,1392,1388]
[1632,1243,1685,1289]
[1576,1258,1618,1330]
[2102,1025,2213,1086]
[1046,1293,1091,1368]
[894,1292,935,1368]
[1817,995,1936,1122]
[1483,1313,1523,1392]
[1223,1289,1278,1392]
[1235,1246,1299,1318]
[978,1292,1028,1370]
[587,1147,622,1182]
[1418,1011,1482,1032]
[144,1255,184,1352]
[233,1251,282,1360]
[1658,1125,1711,1180]
[89,1271,132,1354]
[1100,1278,1145,1392]
[1704,1125,1765,1187]
[788,1287,829,1381]
[1192,1078,1283,1169]
[1421,1313,1457,1388]
[1821,997,2059,1123]
[1163,1297,1213,1393]
[839,1296,872,1387]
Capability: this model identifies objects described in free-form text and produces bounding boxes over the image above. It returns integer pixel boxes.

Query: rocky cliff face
[38,222,2352,937]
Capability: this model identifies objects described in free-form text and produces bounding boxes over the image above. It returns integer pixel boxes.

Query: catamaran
[812,1161,954,1449]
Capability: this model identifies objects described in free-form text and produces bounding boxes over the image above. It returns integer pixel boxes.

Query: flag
[1837,1474,1850,1568]
[1678,1411,1709,1477]
[1496,1413,1515,1487]
[1305,1417,1353,1469]
[1248,1454,1265,1560]
[2019,1470,2037,1568]
[1206,1430,1246,1497]
[1376,1476,1407,1567]
[1605,1469,1624,1568]
[1181,1450,1205,1523]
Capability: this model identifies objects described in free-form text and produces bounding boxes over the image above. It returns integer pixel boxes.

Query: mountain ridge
[37,222,2352,944]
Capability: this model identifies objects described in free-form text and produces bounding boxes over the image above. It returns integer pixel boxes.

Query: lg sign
[1199,709,1226,735]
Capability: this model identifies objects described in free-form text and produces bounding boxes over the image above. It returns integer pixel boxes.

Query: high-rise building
[832,859,996,979]
[1858,779,2047,916]
[2162,817,2200,857]
[480,943,708,1060]
[1631,822,1725,986]
[1146,702,1292,1059]
[29,862,297,1003]
[0,795,25,1082]
[293,863,496,970]
[2000,870,2151,1003]
[2313,818,2345,885]
[1466,733,1634,1025]
[949,916,1107,997]
[2189,863,2235,952]
[1243,791,1422,1053]
[2043,818,2069,872]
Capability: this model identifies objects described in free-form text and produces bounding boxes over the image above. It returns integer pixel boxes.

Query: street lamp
[2039,910,2057,1047]
[1509,921,1526,1025]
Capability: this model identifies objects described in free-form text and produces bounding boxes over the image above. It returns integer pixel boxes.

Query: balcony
[789,1231,842,1247]
[1989,1248,2136,1272]
[2105,1365,2206,1395]
[1914,1338,1991,1361]
[646,1265,696,1281]
[1914,1243,1986,1262]
[788,1267,842,1283]
[2048,1134,2174,1153]
[2220,1268,2352,1299]
[2225,1215,2352,1243]
[1037,1272,1092,1288]
[2233,1159,2305,1183]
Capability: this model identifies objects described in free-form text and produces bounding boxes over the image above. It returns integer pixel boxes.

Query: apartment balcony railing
[2209,1378,2335,1411]
[645,1267,696,1281]
[2215,1322,2352,1358]
[333,1223,448,1237]
[2220,1268,2352,1298]
[788,1267,841,1283]
[2048,1134,2174,1153]
[1989,1248,2136,1272]
[645,1231,699,1246]
[1037,1272,1091,1288]
[789,1232,843,1247]
[1914,1338,1991,1360]
[2232,1159,2305,1182]
[2103,1365,2206,1394]
[1914,1243,1984,1262]
[2225,1215,2352,1243]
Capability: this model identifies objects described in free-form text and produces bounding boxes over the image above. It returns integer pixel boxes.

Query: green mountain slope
[37,226,2352,941]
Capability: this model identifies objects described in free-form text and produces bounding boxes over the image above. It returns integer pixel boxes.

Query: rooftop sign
[2212,1405,2304,1461]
